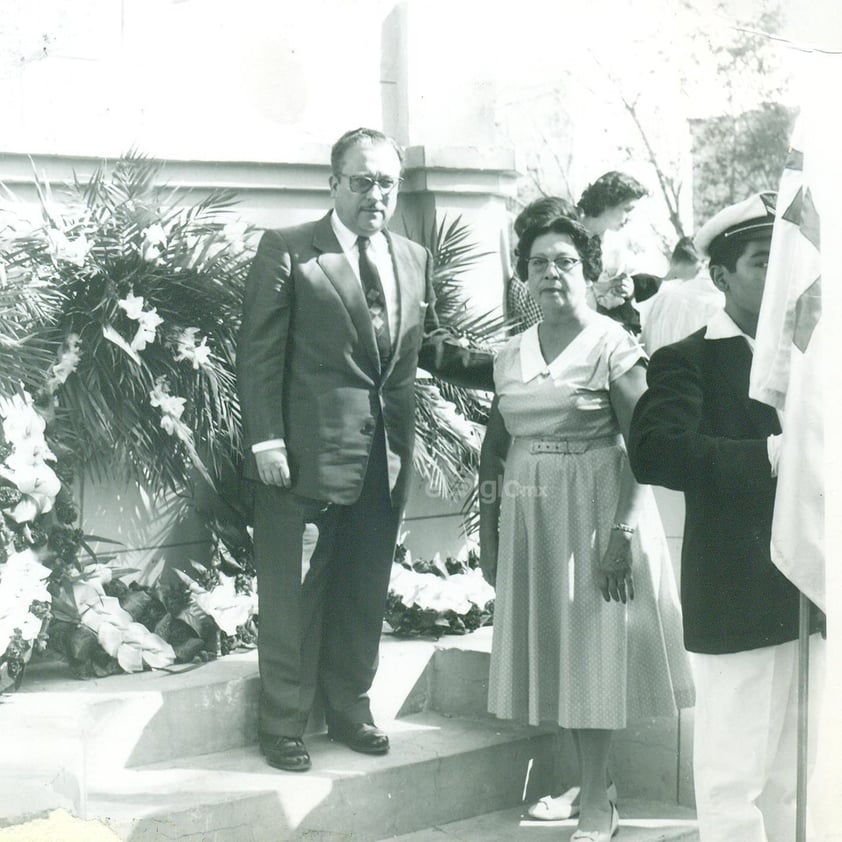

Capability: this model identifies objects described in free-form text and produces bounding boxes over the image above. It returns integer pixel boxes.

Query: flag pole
[795,592,811,842]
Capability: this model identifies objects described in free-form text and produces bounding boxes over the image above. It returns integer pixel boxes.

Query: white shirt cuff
[252,439,286,454]
[767,433,782,478]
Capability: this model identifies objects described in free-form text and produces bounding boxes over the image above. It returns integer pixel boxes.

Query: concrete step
[385,800,700,842]
[2,627,695,840]
[5,632,490,772]
[83,711,559,841]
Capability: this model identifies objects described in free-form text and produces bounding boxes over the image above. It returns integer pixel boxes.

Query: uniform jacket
[628,327,807,654]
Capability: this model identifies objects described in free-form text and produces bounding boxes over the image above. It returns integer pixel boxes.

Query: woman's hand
[611,273,634,300]
[597,528,634,603]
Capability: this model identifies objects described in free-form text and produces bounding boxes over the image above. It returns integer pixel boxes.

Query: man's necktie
[357,236,392,366]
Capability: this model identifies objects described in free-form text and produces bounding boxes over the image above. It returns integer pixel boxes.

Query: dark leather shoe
[328,722,390,755]
[259,735,311,772]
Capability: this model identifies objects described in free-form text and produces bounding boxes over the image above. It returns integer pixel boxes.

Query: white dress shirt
[330,211,400,339]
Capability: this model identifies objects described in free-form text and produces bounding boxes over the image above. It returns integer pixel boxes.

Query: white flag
[750,60,841,612]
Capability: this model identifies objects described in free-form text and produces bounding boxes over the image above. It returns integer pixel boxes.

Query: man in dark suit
[237,127,492,772]
[628,193,824,841]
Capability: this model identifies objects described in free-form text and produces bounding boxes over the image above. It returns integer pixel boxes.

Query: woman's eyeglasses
[527,256,581,274]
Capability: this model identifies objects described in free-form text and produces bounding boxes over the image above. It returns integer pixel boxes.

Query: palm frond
[405,212,504,531]
[0,154,253,497]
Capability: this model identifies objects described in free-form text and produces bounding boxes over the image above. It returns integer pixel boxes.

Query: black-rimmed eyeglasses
[526,256,581,274]
[340,174,403,195]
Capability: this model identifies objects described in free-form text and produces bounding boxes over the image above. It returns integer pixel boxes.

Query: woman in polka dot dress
[479,216,694,842]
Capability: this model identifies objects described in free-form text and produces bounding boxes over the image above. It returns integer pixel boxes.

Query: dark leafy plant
[404,213,505,509]
[0,153,253,493]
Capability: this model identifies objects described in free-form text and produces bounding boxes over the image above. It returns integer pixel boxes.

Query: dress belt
[524,434,622,454]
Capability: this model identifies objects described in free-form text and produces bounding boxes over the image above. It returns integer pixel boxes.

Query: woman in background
[578,171,649,334]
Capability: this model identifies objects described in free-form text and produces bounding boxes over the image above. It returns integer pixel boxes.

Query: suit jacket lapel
[711,337,781,435]
[381,230,412,379]
[312,214,381,375]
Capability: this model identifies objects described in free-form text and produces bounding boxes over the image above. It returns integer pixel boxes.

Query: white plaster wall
[0,0,393,160]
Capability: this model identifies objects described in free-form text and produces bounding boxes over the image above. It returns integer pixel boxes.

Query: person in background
[481,214,693,841]
[638,236,724,354]
[577,171,650,334]
[661,235,702,282]
[628,193,824,842]
[630,272,662,304]
[237,127,492,774]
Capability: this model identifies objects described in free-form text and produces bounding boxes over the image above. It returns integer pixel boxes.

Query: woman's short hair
[577,171,648,218]
[514,196,578,238]
[330,128,404,176]
[516,216,597,281]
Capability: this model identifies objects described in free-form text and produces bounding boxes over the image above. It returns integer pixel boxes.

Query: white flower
[174,327,211,369]
[47,229,89,267]
[118,294,164,351]
[149,377,187,437]
[149,380,186,420]
[140,224,167,263]
[2,435,55,472]
[3,462,61,521]
[8,496,40,523]
[0,548,52,653]
[44,334,81,393]
[130,310,163,352]
[173,568,257,637]
[9,462,61,497]
[0,549,52,606]
[138,308,164,332]
[118,291,146,321]
[0,392,61,523]
[77,592,175,673]
[0,393,47,449]
[388,564,494,617]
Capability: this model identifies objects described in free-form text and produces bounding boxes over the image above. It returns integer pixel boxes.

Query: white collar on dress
[519,326,550,382]
[518,321,599,383]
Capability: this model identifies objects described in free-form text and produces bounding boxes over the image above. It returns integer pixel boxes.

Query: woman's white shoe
[570,802,620,842]
[526,782,618,821]
[527,786,580,820]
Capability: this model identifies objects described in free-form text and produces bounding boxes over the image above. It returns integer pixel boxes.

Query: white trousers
[692,635,826,842]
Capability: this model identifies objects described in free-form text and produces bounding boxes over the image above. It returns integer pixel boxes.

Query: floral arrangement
[385,537,494,639]
[0,389,71,690]
[0,155,258,690]
[0,153,251,492]
[0,388,259,690]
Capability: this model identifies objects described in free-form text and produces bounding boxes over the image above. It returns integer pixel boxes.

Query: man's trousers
[251,427,402,738]
[691,635,826,842]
